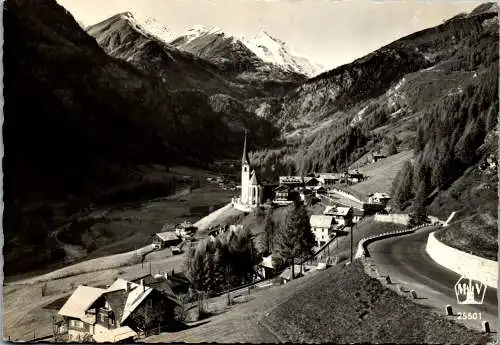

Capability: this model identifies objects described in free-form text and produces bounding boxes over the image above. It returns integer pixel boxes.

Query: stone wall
[425,232,498,288]
[374,214,410,225]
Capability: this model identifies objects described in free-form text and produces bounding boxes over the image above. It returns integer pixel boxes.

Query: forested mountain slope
[3,0,279,274]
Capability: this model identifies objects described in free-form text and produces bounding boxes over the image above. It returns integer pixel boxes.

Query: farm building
[152,232,182,249]
[317,173,341,187]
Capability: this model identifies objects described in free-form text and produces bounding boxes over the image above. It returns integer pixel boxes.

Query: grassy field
[3,189,245,341]
[350,150,413,195]
[146,260,492,343]
[266,261,493,343]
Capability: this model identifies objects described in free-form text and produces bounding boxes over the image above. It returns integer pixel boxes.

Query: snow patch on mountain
[241,30,324,77]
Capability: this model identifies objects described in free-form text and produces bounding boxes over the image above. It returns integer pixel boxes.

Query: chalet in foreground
[56,278,179,342]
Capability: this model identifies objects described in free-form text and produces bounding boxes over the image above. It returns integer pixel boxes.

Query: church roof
[249,170,259,185]
[242,131,250,166]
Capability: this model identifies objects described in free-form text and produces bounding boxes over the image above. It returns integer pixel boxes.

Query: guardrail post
[445,305,453,316]
[482,321,491,333]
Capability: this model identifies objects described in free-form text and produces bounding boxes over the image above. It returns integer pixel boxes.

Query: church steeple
[242,130,250,166]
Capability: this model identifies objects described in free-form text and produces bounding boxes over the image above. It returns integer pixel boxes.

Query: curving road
[367,226,498,332]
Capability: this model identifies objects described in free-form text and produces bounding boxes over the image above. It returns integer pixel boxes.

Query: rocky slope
[3,0,278,275]
[168,25,307,84]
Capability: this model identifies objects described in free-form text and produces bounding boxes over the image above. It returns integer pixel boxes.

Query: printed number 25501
[457,312,482,320]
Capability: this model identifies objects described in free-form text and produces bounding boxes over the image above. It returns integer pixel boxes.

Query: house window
[147,299,153,309]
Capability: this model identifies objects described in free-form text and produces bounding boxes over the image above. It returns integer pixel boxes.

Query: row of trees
[263,201,316,278]
[185,201,316,293]
[185,227,260,294]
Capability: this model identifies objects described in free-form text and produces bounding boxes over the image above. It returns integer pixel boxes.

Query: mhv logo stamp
[454,276,487,305]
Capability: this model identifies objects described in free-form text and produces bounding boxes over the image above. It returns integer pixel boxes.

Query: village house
[352,208,364,224]
[314,185,328,196]
[304,177,321,189]
[368,192,391,207]
[309,215,336,247]
[152,231,182,250]
[278,176,304,189]
[323,206,353,227]
[347,170,364,184]
[317,173,341,187]
[57,279,179,342]
[273,184,291,202]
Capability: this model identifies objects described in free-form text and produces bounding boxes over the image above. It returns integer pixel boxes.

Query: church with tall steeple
[238,131,262,208]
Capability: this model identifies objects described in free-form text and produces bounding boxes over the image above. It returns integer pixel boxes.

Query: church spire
[242,130,250,165]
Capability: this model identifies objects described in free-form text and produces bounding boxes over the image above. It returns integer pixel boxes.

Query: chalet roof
[274,184,290,192]
[58,285,106,321]
[93,326,137,343]
[304,177,319,184]
[323,206,352,216]
[279,176,304,184]
[317,173,342,179]
[107,279,154,323]
[155,231,180,242]
[103,289,128,323]
[369,192,391,199]
[309,215,335,228]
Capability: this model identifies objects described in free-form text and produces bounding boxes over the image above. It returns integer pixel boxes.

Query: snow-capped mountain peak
[241,30,324,77]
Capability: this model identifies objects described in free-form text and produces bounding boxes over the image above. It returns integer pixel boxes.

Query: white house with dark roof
[309,215,336,247]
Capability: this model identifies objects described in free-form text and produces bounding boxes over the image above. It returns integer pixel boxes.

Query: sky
[57,0,483,70]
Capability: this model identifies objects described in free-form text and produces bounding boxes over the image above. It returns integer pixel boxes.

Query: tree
[274,201,315,279]
[408,181,430,228]
[388,136,398,155]
[263,211,275,254]
[391,160,414,209]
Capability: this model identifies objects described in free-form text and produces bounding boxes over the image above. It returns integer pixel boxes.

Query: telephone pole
[350,226,353,263]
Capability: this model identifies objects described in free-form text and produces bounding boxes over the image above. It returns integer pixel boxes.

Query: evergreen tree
[388,137,398,155]
[408,180,430,228]
[263,211,275,254]
[391,160,414,209]
[274,201,315,279]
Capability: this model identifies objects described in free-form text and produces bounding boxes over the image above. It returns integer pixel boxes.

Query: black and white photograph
[3,0,499,343]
